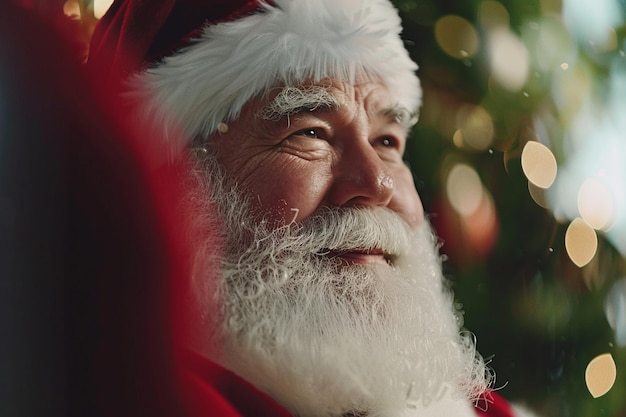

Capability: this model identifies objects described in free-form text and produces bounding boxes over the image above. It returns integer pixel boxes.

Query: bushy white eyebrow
[381,105,419,131]
[257,85,341,121]
[257,85,418,134]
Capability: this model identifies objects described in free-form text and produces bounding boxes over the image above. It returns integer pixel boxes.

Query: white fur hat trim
[130,0,421,148]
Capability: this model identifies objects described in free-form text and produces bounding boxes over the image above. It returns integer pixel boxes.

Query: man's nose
[328,141,394,208]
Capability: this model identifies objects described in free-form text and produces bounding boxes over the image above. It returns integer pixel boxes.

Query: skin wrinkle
[210,77,424,230]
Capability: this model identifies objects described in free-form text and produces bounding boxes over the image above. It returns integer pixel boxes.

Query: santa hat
[89,0,421,148]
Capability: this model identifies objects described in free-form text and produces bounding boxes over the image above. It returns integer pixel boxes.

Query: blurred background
[17,0,626,416]
[393,0,626,416]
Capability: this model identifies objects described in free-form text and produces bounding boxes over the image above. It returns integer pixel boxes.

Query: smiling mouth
[322,248,395,266]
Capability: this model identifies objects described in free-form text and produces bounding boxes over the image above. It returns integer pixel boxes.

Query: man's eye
[378,136,398,148]
[279,127,328,149]
[292,128,321,139]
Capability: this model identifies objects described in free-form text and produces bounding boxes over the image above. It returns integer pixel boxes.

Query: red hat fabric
[88,0,265,86]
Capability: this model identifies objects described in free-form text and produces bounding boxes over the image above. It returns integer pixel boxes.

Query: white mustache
[301,207,413,255]
[242,207,415,263]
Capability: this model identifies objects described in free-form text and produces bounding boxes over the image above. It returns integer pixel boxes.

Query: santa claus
[89,1,538,416]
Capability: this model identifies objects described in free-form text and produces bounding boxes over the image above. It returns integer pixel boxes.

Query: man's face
[211,77,424,241]
[188,77,490,416]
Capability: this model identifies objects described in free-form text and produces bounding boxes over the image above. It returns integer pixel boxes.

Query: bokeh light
[521,141,558,189]
[585,353,617,398]
[454,105,494,151]
[564,217,598,267]
[446,163,483,216]
[478,0,510,29]
[527,181,550,209]
[435,15,480,59]
[435,158,499,261]
[488,27,530,91]
[577,178,615,231]
[460,189,499,256]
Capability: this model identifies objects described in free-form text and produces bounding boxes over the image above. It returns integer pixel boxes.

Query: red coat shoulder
[179,351,293,417]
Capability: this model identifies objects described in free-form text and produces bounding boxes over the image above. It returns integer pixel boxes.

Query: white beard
[187,155,492,417]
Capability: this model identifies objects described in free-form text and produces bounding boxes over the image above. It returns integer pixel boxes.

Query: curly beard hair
[185,150,493,417]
